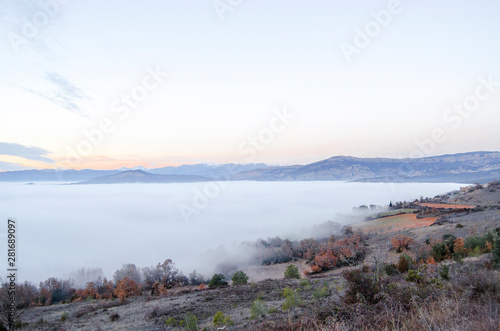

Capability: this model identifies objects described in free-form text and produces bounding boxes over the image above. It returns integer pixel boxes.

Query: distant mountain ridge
[232,151,500,183]
[149,163,268,178]
[0,169,120,182]
[0,163,269,182]
[0,152,498,184]
[75,170,210,184]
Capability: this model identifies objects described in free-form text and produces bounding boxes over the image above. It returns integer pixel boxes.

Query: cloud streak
[20,72,93,119]
[0,142,55,163]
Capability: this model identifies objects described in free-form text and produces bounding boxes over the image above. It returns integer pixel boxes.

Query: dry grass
[354,214,436,234]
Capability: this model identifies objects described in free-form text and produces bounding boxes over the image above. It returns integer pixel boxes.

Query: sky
[1,0,499,171]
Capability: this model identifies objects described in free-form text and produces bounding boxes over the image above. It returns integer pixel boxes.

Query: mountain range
[0,163,268,182]
[75,170,211,184]
[232,151,500,183]
[0,152,498,184]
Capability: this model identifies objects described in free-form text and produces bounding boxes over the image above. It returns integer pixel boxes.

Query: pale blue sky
[1,0,499,170]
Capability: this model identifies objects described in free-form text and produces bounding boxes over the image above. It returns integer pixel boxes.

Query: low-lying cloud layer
[0,181,462,284]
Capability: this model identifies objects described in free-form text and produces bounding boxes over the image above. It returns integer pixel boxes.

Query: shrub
[439,265,450,280]
[151,281,168,297]
[282,287,294,297]
[453,238,467,260]
[405,269,423,283]
[391,235,414,253]
[39,277,74,305]
[396,254,411,273]
[384,264,398,276]
[114,276,141,300]
[450,264,500,300]
[208,274,228,287]
[231,271,249,285]
[313,286,328,299]
[215,261,239,279]
[492,231,500,268]
[267,306,279,314]
[143,259,179,289]
[465,235,487,252]
[61,312,69,321]
[250,299,268,319]
[431,242,447,261]
[213,311,234,327]
[284,264,300,279]
[282,287,302,311]
[343,269,381,304]
[183,313,198,331]
[166,317,178,326]
[299,279,310,288]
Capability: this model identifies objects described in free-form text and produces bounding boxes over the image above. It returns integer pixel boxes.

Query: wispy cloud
[1,1,93,120]
[45,72,90,101]
[0,142,54,163]
[20,72,93,119]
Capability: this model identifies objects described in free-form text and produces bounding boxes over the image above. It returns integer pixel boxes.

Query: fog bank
[0,181,462,284]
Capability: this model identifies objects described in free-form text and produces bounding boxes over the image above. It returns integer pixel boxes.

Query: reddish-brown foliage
[74,277,115,301]
[298,238,320,261]
[151,281,168,297]
[453,238,467,257]
[391,235,414,253]
[114,276,141,300]
[309,234,365,273]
